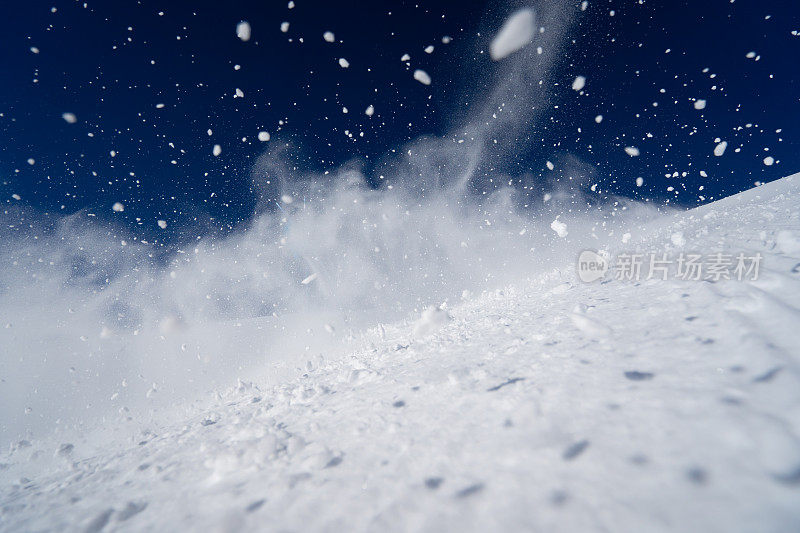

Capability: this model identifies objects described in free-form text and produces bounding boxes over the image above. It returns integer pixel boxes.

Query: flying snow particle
[281,194,294,204]
[234,88,244,98]
[624,146,640,157]
[11,193,21,200]
[595,114,603,123]
[636,177,644,187]
[713,141,727,157]
[157,220,167,229]
[763,156,775,166]
[155,103,165,109]
[400,53,411,62]
[572,76,586,91]
[338,58,350,68]
[112,202,124,212]
[694,99,707,110]
[424,45,434,54]
[412,306,451,337]
[490,8,536,61]
[546,161,554,170]
[581,1,589,11]
[288,1,295,7]
[301,273,318,285]
[413,69,431,85]
[212,144,222,156]
[207,129,213,136]
[236,21,251,42]
[257,131,270,142]
[442,36,452,44]
[323,31,335,42]
[30,46,40,54]
[27,158,35,165]
[365,105,375,116]
[61,112,77,123]
[342,107,348,114]
[550,218,568,238]
[280,22,290,33]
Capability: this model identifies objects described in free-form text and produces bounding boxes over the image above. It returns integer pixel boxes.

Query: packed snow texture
[490,8,536,60]
[2,175,799,531]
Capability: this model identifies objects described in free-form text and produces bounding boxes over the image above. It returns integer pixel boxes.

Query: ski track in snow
[2,175,800,531]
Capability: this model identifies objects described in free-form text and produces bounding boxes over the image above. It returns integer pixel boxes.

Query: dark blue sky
[1,0,797,241]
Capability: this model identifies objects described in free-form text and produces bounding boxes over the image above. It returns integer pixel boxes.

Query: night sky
[1,0,798,242]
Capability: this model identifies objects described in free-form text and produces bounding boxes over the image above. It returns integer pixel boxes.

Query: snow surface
[2,175,799,531]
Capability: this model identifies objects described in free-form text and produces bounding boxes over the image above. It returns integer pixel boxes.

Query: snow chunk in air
[550,218,568,238]
[323,31,335,42]
[490,8,536,61]
[236,21,251,42]
[413,69,431,85]
[413,306,450,338]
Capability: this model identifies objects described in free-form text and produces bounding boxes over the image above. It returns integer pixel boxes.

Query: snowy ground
[2,175,800,532]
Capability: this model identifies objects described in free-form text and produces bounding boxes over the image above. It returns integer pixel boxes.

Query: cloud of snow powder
[0,1,662,448]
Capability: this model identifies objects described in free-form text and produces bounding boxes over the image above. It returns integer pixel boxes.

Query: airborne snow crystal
[236,21,251,42]
[572,76,586,91]
[714,141,728,156]
[489,8,536,61]
[412,306,450,337]
[62,112,77,123]
[323,31,335,42]
[413,69,431,85]
[550,218,568,238]
[338,58,350,68]
[624,146,640,157]
[490,8,536,61]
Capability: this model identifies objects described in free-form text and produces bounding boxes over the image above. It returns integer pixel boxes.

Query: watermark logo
[577,251,762,283]
[577,250,609,283]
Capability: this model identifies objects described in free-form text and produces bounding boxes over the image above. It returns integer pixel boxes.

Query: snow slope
[2,174,800,532]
